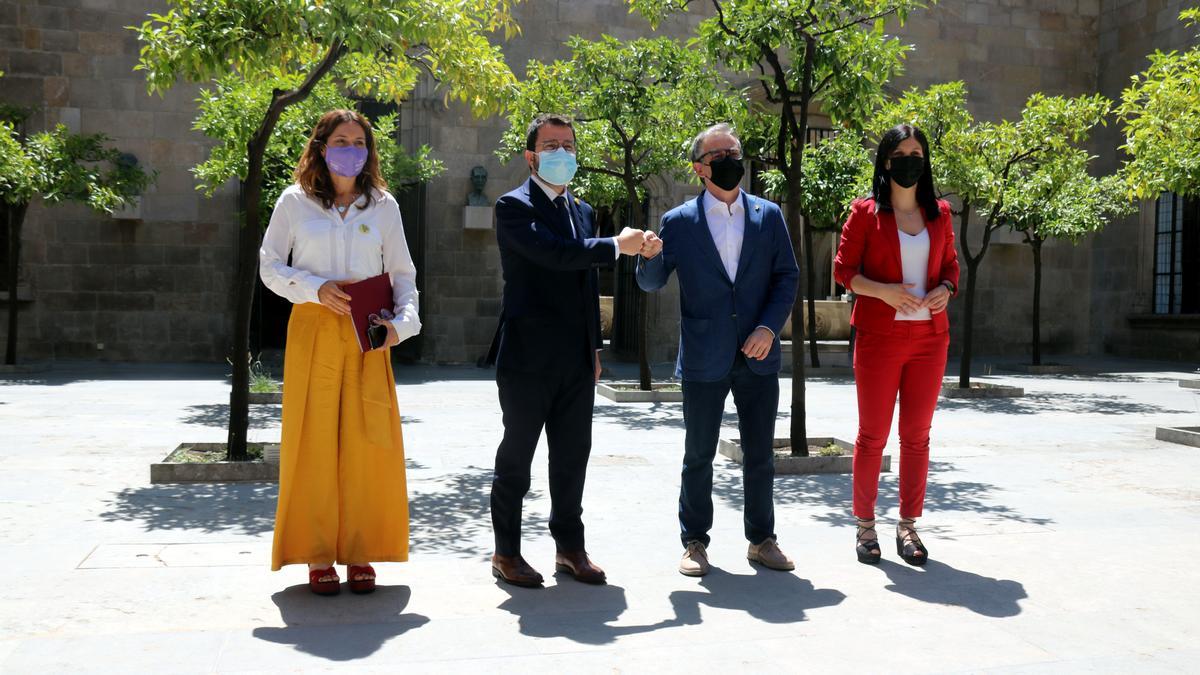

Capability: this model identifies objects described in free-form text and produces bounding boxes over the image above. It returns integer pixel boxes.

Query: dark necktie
[554,195,578,240]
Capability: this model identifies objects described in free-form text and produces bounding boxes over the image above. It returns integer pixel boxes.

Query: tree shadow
[592,401,686,431]
[407,465,545,559]
[179,403,282,428]
[937,392,1189,416]
[713,461,1055,530]
[876,559,1027,618]
[497,581,683,645]
[668,566,845,625]
[98,483,278,535]
[252,585,429,661]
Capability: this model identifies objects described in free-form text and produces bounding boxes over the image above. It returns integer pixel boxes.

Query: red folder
[342,273,394,353]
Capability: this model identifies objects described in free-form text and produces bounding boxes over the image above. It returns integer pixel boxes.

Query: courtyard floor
[1,356,1198,673]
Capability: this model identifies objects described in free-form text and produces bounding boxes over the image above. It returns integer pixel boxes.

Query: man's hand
[922,284,951,313]
[640,231,663,259]
[318,280,354,316]
[741,326,774,361]
[594,351,602,383]
[616,227,647,255]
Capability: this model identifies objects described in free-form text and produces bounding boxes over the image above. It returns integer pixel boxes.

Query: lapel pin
[359,223,370,234]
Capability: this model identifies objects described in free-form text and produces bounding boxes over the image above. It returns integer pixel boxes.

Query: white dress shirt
[704,189,745,282]
[259,184,422,344]
[531,174,619,260]
[896,227,932,321]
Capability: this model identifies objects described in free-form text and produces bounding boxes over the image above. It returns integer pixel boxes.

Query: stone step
[780,340,851,371]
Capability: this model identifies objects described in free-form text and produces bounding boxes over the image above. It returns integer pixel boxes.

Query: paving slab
[1,357,1198,673]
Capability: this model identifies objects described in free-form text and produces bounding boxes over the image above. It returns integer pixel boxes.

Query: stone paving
[1,357,1198,673]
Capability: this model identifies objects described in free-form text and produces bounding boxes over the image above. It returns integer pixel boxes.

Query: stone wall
[0,0,236,362]
[1,0,1190,366]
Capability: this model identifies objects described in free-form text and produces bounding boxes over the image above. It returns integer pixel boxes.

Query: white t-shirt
[896,228,932,321]
[259,183,421,343]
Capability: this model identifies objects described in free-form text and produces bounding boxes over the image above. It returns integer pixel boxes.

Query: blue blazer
[488,177,616,374]
[636,192,799,382]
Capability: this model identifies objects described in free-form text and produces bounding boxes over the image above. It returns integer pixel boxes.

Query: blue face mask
[536,148,578,186]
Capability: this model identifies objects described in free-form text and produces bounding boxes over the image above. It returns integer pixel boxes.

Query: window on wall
[1153,193,1199,314]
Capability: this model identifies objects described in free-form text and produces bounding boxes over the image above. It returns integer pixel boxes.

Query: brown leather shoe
[554,550,607,585]
[491,554,544,587]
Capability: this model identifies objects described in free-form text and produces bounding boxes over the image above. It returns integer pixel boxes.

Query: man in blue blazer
[487,114,648,588]
[636,123,799,577]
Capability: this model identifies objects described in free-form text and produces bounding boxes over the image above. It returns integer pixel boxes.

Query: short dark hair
[872,124,941,222]
[525,113,576,151]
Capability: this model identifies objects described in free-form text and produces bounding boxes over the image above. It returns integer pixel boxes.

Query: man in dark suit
[488,113,648,587]
[636,123,799,577]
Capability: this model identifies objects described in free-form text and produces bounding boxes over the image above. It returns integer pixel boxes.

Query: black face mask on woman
[888,155,925,189]
[707,155,745,191]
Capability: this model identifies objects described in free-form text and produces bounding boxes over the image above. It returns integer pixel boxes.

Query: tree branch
[810,8,900,37]
[578,164,626,179]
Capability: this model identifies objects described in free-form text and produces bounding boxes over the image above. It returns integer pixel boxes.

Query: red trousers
[851,320,949,520]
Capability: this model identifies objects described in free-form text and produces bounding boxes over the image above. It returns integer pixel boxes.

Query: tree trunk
[786,185,808,457]
[958,257,979,389]
[1031,238,1042,366]
[803,218,819,368]
[226,42,344,462]
[626,179,651,391]
[4,202,28,366]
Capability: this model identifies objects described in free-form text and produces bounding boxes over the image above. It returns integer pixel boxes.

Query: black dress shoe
[554,550,607,585]
[491,553,544,587]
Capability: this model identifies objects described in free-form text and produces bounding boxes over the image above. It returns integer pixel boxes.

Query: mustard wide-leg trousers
[271,302,409,570]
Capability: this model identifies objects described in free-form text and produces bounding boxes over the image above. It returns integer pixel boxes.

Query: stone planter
[1156,426,1200,448]
[151,443,280,484]
[1180,380,1200,390]
[1001,363,1080,375]
[596,382,684,403]
[248,391,283,404]
[780,339,852,371]
[718,436,884,475]
[780,300,851,341]
[0,363,50,375]
[941,380,1025,398]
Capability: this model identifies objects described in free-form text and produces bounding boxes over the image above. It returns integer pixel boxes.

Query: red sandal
[308,566,340,595]
[347,564,376,594]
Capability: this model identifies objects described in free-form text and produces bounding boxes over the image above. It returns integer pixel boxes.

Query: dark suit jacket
[489,177,616,373]
[833,198,960,334]
[636,191,799,382]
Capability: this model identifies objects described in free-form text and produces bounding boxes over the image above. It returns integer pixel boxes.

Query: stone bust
[467,166,489,206]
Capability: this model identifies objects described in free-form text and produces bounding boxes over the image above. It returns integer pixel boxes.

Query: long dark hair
[871,124,940,222]
[294,109,387,209]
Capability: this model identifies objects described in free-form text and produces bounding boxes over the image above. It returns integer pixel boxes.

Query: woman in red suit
[834,124,959,566]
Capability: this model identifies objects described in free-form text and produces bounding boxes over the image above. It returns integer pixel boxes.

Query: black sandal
[856,518,881,564]
[896,518,928,566]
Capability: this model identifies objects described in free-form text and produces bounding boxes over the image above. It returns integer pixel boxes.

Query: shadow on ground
[407,465,545,558]
[498,581,683,644]
[714,460,1054,531]
[179,403,282,428]
[938,391,1190,415]
[875,559,1027,617]
[99,458,431,535]
[98,482,279,535]
[253,585,429,660]
[668,566,845,624]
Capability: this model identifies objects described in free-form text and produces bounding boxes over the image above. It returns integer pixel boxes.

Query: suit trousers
[491,363,594,557]
[680,354,779,547]
[851,319,949,521]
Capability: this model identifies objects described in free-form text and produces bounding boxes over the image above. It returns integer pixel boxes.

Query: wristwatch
[940,280,956,294]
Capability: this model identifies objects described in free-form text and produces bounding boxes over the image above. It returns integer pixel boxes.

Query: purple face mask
[324,145,368,177]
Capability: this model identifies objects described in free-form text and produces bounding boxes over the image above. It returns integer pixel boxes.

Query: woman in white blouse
[260,109,421,595]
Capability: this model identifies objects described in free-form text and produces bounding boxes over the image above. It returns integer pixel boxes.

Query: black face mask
[707,155,745,191]
[888,155,924,189]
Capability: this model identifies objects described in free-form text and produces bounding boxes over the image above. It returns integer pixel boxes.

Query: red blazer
[834,198,960,334]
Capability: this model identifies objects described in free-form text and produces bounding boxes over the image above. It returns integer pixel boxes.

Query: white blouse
[896,227,932,321]
[259,184,421,344]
